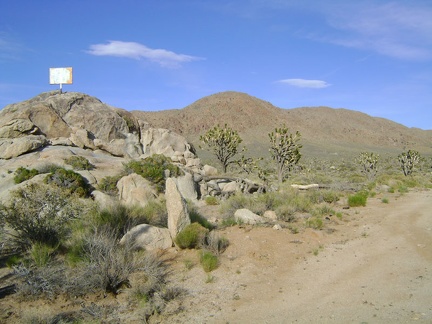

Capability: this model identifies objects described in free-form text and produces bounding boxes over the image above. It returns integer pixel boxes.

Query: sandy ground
[164,190,432,323]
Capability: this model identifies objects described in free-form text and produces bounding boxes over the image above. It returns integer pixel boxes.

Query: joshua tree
[398,150,420,176]
[200,124,244,173]
[356,152,379,180]
[268,126,302,183]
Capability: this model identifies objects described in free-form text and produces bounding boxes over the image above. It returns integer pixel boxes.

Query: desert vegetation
[1,142,430,322]
[0,91,431,323]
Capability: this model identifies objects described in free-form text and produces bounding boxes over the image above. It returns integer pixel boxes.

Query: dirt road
[168,190,432,323]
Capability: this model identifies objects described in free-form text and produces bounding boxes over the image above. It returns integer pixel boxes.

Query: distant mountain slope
[135,91,431,158]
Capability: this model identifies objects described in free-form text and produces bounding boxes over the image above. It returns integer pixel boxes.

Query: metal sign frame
[49,67,73,92]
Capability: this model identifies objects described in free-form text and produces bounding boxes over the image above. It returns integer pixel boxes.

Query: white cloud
[277,79,331,88]
[86,40,203,67]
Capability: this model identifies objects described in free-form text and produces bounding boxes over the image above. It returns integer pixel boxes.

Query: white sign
[49,67,73,85]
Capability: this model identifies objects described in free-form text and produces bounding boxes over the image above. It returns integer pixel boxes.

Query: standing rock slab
[174,172,198,202]
[166,177,190,239]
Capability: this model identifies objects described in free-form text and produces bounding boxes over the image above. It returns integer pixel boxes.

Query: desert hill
[133,91,432,158]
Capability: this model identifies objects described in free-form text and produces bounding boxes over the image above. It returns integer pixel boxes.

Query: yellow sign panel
[49,67,73,84]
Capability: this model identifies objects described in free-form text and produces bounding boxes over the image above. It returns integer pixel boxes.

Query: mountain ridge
[132,91,432,158]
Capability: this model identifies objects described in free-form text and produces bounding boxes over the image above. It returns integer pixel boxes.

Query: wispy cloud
[86,40,203,67]
[322,2,432,60]
[277,78,331,88]
[0,32,25,61]
[233,1,432,61]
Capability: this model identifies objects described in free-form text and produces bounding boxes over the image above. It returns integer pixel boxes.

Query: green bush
[30,243,58,267]
[200,250,218,272]
[98,175,123,195]
[0,183,83,250]
[92,205,136,239]
[398,185,409,193]
[64,155,94,170]
[348,191,368,207]
[175,223,209,249]
[275,204,297,222]
[45,167,91,197]
[205,196,219,205]
[220,216,238,227]
[36,163,63,174]
[313,205,335,217]
[305,217,324,230]
[89,203,165,239]
[321,190,340,204]
[13,167,39,184]
[139,199,168,228]
[124,154,183,192]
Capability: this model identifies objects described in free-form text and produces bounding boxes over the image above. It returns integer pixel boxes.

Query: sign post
[49,67,73,93]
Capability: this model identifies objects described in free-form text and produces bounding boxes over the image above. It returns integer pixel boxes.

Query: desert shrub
[201,231,229,255]
[219,193,251,217]
[13,167,39,184]
[45,167,91,197]
[305,217,323,230]
[313,205,336,217]
[36,163,63,174]
[205,196,219,205]
[0,183,83,250]
[348,191,368,207]
[30,243,58,267]
[20,310,85,324]
[64,155,94,170]
[91,205,135,240]
[320,190,340,204]
[124,154,183,192]
[220,216,238,227]
[398,185,409,194]
[275,204,297,222]
[175,223,209,249]
[288,192,314,213]
[187,201,213,230]
[140,199,168,228]
[200,250,218,272]
[78,229,139,294]
[98,174,123,195]
[255,192,283,211]
[13,262,66,300]
[348,174,366,183]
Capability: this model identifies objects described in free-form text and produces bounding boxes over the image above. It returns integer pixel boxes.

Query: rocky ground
[1,190,431,323]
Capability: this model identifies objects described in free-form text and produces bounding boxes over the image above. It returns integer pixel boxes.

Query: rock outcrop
[0,91,195,161]
[234,208,265,225]
[117,174,158,208]
[120,224,173,251]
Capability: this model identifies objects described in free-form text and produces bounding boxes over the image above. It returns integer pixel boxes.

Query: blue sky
[1,0,431,130]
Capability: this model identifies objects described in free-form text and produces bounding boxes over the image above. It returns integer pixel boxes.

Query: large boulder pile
[0,91,196,161]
